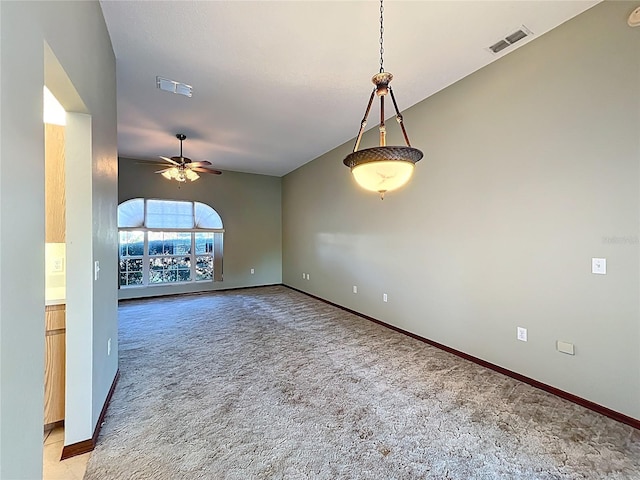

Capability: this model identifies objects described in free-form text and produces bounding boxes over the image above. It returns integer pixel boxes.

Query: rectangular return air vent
[156,76,193,97]
[488,26,533,54]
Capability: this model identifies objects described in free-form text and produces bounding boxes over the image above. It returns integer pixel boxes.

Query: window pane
[149,257,166,283]
[177,256,191,270]
[146,199,194,229]
[194,202,223,229]
[118,198,145,228]
[127,235,144,256]
[127,272,143,285]
[120,270,143,287]
[196,256,213,281]
[119,231,144,287]
[148,256,191,283]
[195,232,213,254]
[125,258,143,272]
[119,231,144,257]
[148,232,163,255]
[168,232,191,255]
[148,231,191,255]
[164,270,177,282]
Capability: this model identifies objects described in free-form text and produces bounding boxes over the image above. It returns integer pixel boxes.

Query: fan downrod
[176,133,187,159]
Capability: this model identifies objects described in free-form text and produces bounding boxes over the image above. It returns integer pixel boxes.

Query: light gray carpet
[85,286,640,479]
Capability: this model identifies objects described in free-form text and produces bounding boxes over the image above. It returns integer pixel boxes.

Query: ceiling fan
[156,133,222,182]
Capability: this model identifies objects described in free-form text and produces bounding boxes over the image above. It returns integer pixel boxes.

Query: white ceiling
[100,0,599,177]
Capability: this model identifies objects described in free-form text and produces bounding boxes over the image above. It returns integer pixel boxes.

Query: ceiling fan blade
[191,167,222,175]
[137,161,174,166]
[155,168,173,174]
[159,155,180,165]
[188,161,212,167]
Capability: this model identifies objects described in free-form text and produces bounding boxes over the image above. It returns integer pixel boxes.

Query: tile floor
[43,428,90,480]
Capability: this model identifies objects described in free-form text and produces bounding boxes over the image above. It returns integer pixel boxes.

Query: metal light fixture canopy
[343,0,423,199]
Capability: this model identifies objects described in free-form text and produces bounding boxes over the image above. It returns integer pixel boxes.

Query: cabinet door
[44,332,65,425]
[45,304,65,331]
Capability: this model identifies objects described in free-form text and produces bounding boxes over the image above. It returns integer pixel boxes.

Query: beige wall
[0,1,118,477]
[283,1,640,420]
[118,159,282,299]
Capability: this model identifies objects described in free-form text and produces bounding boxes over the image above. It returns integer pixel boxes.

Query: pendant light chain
[379,0,385,73]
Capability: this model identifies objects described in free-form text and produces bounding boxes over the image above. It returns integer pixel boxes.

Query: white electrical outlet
[107,338,111,356]
[592,258,606,275]
[383,293,388,302]
[250,268,255,275]
[353,286,358,294]
[517,327,527,342]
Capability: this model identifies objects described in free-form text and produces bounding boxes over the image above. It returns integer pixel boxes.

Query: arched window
[118,198,224,288]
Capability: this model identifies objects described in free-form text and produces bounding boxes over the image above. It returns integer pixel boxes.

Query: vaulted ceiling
[100,1,599,176]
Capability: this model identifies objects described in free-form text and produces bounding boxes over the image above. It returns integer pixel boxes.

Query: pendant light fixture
[343,0,423,199]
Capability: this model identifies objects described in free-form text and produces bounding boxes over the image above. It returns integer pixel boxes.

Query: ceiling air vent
[156,76,193,97]
[489,40,510,54]
[488,26,533,54]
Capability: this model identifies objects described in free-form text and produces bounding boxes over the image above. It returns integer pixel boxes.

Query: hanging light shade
[343,0,423,199]
[349,146,422,194]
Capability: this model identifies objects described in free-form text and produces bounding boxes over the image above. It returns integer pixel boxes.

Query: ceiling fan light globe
[185,169,200,181]
[161,171,173,180]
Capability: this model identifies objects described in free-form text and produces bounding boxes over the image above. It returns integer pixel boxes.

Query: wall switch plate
[306,273,310,280]
[53,257,64,273]
[302,272,306,279]
[107,338,111,356]
[94,260,100,281]
[250,268,255,275]
[592,258,606,275]
[517,327,527,342]
[557,341,575,355]
[353,286,357,294]
[383,293,388,302]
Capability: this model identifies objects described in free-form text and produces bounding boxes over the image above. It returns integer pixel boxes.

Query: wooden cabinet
[44,304,65,427]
